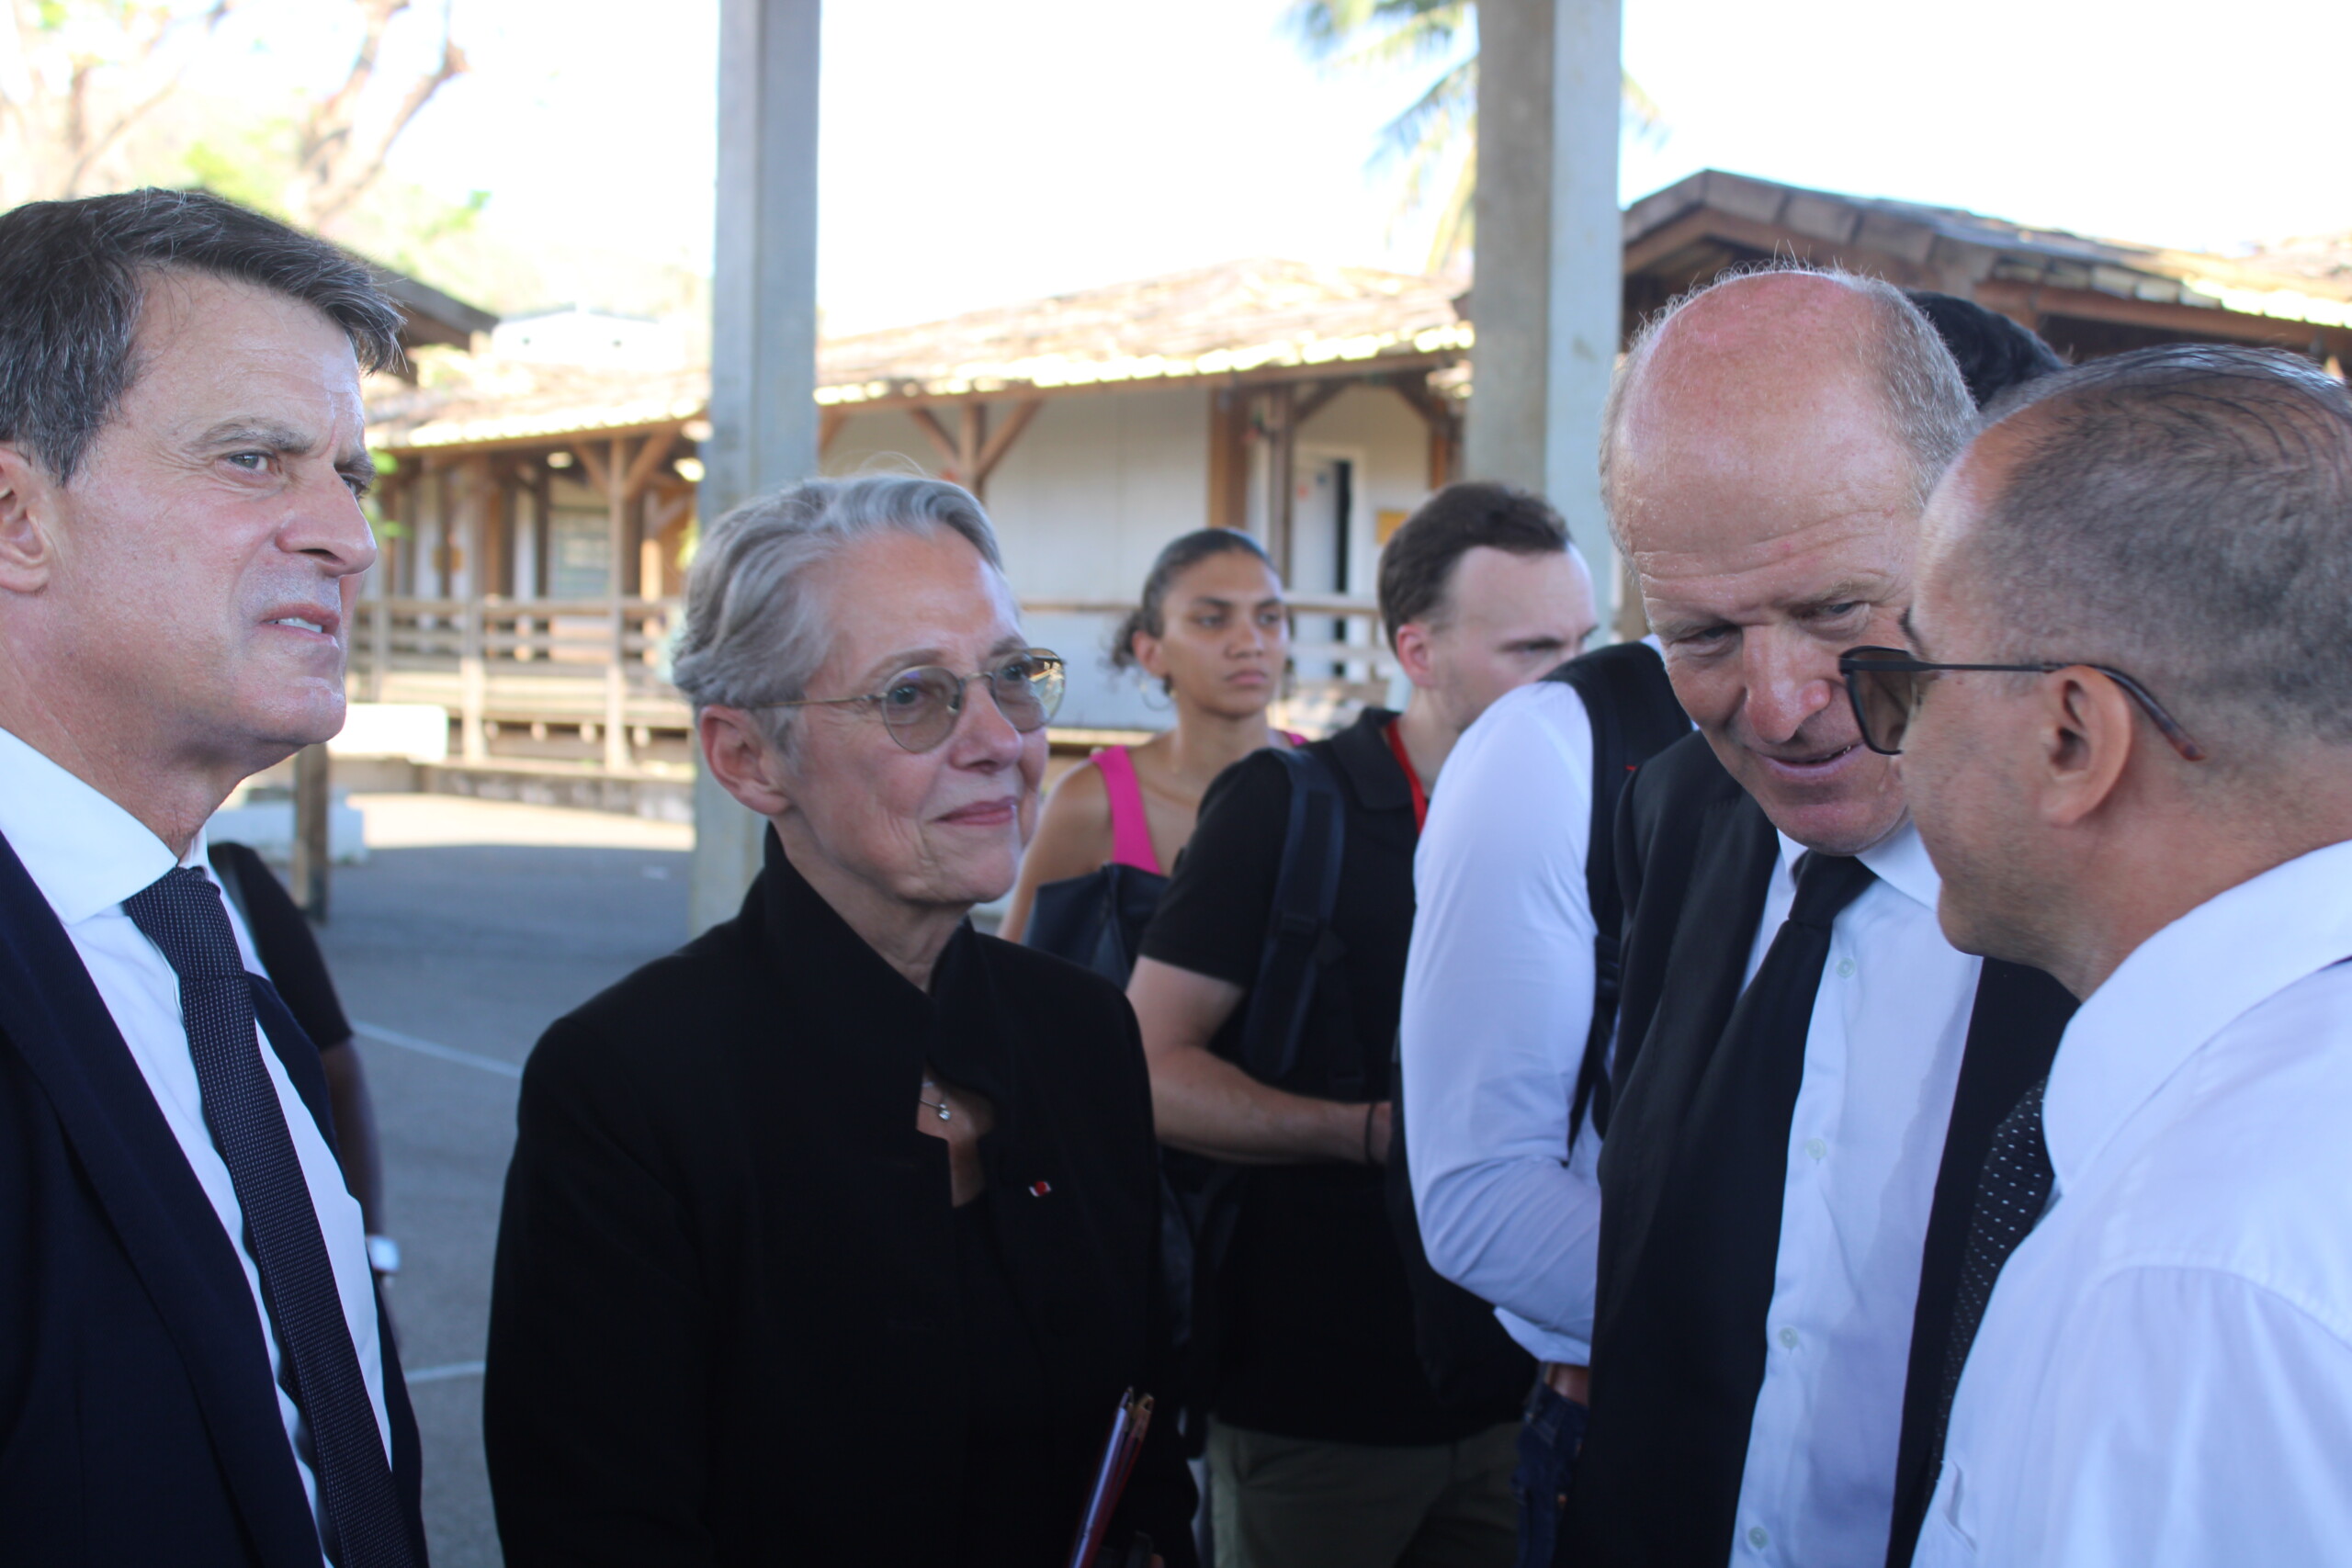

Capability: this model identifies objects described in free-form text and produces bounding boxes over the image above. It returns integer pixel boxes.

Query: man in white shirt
[1877,343,2352,1566]
[1546,268,2077,1568]
[0,190,424,1565]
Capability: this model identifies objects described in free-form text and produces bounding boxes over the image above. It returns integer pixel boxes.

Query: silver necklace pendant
[920,1081,953,1122]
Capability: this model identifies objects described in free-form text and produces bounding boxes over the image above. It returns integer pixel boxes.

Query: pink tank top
[1092,746,1163,875]
[1093,734,1309,878]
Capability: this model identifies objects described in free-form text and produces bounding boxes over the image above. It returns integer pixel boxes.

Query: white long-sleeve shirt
[0,727,389,1562]
[1915,839,2352,1568]
[1401,678,1611,1365]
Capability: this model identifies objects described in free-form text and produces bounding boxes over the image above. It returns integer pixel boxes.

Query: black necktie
[1702,850,1882,1214]
[124,866,413,1568]
[1927,1073,2053,1477]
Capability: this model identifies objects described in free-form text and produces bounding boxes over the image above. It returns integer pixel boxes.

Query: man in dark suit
[0,190,427,1566]
[1558,268,2075,1568]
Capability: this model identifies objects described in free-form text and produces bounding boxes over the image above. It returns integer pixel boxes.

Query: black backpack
[1022,861,1168,986]
[1382,641,1687,1403]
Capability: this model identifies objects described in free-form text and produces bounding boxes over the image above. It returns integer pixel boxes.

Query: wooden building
[358,172,2352,769]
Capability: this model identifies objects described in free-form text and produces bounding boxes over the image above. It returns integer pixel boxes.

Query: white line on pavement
[352,1021,524,1080]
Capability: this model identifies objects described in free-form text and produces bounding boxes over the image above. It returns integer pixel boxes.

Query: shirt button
[1804,1137,1827,1161]
[1779,1325,1800,1350]
[1747,1525,1770,1550]
[1835,957,1856,978]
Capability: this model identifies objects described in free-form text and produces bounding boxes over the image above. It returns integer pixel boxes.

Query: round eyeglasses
[760,649,1066,754]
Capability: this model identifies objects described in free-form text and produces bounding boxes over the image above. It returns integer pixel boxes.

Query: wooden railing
[352,596,684,771]
[349,592,1395,770]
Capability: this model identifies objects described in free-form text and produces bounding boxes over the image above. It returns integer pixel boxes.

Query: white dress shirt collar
[0,725,210,922]
[2046,838,2352,1192]
[1772,815,1943,913]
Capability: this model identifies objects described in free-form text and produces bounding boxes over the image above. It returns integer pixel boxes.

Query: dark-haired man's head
[1905,290,2067,410]
[0,189,402,851]
[1902,344,2352,995]
[1378,481,1596,739]
[1604,266,1975,854]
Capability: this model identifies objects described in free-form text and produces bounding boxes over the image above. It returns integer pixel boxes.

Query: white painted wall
[820,382,1434,729]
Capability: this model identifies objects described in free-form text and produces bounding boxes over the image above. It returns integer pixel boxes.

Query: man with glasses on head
[1853,344,2352,1567]
[1556,268,2078,1568]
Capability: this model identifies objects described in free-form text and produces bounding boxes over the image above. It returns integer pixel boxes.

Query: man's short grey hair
[0,188,405,485]
[1598,263,1975,547]
[1957,344,2352,750]
[670,474,1004,744]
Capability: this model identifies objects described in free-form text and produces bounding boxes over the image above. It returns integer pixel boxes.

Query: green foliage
[181,115,297,217]
[1284,0,1664,275]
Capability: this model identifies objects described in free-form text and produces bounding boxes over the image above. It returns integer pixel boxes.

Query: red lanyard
[1384,719,1429,833]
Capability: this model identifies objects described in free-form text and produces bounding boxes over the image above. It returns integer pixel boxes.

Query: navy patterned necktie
[123,866,413,1568]
[1928,1073,2055,1478]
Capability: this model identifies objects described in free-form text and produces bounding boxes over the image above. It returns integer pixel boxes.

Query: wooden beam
[619,423,683,503]
[957,401,986,483]
[1291,379,1349,429]
[969,398,1043,489]
[906,405,962,472]
[1974,277,2352,355]
[571,439,613,499]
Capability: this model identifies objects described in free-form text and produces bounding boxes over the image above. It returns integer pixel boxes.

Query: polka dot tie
[123,866,414,1568]
[1928,1073,2054,1481]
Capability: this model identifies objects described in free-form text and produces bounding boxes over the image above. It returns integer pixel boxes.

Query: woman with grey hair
[483,475,1196,1566]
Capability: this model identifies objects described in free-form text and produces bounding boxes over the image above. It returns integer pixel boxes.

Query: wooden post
[289,743,331,922]
[368,597,388,702]
[1264,384,1297,580]
[1207,387,1249,529]
[605,434,631,772]
[695,0,821,934]
[1469,0,1624,619]
[459,457,489,762]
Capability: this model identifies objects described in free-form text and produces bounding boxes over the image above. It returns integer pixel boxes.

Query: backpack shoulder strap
[1237,745,1347,1087]
[1545,642,1687,1137]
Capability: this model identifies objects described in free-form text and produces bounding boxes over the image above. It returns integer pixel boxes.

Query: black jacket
[0,829,427,1567]
[484,829,1195,1566]
[1563,732,2072,1566]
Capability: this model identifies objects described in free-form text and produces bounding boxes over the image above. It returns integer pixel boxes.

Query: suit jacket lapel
[0,830,328,1568]
[1883,958,2075,1568]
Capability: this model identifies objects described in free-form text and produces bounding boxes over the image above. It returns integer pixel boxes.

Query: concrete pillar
[689,0,821,934]
[1464,0,1623,621]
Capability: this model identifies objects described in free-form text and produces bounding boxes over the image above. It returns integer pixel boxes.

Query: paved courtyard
[317,794,694,1568]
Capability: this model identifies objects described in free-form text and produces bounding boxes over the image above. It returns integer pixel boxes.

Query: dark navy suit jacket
[0,829,426,1566]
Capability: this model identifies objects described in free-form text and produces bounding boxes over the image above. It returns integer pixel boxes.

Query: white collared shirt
[1915,840,2352,1568]
[1731,823,1982,1568]
[0,726,390,1556]
[1401,677,1611,1364]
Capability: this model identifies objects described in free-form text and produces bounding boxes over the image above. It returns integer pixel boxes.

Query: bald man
[1556,269,2076,1568]
[1882,345,2352,1565]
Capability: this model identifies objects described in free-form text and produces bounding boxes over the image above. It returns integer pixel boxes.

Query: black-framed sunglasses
[760,649,1066,754]
[1838,646,2207,762]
